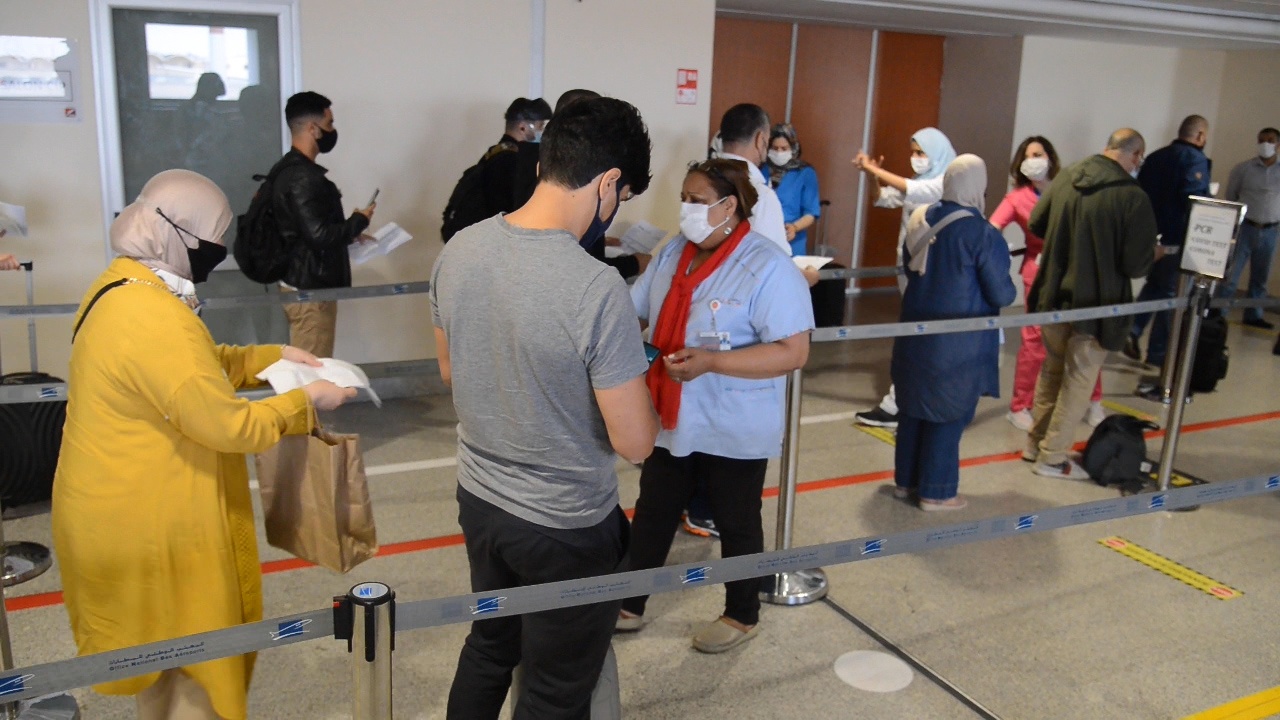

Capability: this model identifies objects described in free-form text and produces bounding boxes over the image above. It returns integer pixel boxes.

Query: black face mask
[187,239,228,284]
[317,127,338,154]
[580,181,622,252]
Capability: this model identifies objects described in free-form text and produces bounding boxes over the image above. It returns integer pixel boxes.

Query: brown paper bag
[255,429,378,573]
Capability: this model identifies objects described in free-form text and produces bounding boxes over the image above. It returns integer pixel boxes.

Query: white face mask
[1129,168,1140,180]
[1020,156,1050,182]
[768,149,793,166]
[910,156,931,175]
[679,198,730,244]
[1259,142,1277,159]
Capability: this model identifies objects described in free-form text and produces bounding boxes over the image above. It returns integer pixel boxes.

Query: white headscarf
[109,169,232,282]
[904,154,987,275]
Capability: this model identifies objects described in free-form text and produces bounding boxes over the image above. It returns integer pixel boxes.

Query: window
[143,23,257,101]
[0,35,72,100]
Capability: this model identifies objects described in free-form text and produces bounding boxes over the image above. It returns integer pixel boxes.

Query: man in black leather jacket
[269,91,374,356]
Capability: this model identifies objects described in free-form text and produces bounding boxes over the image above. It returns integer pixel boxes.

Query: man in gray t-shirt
[432,97,658,720]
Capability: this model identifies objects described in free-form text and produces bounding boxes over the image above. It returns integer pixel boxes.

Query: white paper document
[0,202,28,237]
[256,358,382,408]
[792,255,834,270]
[618,221,667,255]
[350,222,413,265]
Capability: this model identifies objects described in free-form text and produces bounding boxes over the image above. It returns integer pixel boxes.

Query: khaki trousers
[1030,323,1109,465]
[136,669,221,720]
[281,288,337,358]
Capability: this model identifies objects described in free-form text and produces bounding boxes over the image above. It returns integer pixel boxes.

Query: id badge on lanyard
[698,299,731,352]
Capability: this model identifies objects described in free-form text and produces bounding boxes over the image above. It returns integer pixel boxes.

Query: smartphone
[1164,245,1181,254]
[643,342,662,365]
[368,188,380,206]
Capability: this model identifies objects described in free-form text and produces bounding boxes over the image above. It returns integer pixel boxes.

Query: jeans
[622,448,767,626]
[447,488,628,720]
[894,409,974,501]
[1129,255,1180,365]
[1217,222,1278,323]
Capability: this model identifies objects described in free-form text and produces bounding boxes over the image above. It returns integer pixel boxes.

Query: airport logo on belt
[0,674,34,697]
[1016,515,1037,531]
[681,567,711,584]
[1149,494,1167,510]
[471,597,505,615]
[270,618,313,641]
[1267,475,1279,489]
[861,539,884,555]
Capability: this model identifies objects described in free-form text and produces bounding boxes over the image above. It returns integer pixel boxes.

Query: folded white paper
[350,222,413,265]
[618,221,667,255]
[0,201,28,237]
[792,255,834,270]
[256,358,382,408]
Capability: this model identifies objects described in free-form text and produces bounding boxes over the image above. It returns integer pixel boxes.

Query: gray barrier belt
[1,472,1275,703]
[1208,296,1280,310]
[0,281,432,319]
[816,266,901,281]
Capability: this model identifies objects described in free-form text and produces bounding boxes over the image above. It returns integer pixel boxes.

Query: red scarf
[647,221,751,430]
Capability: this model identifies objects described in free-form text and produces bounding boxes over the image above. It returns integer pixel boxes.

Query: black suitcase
[807,200,847,328]
[1189,314,1229,393]
[0,262,66,507]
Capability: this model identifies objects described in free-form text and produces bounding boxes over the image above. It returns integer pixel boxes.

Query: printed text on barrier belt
[811,297,1188,343]
[1208,296,1280,310]
[816,265,902,281]
[0,281,433,319]
[1,472,1274,703]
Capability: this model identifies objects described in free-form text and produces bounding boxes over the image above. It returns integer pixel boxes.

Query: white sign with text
[1180,198,1244,279]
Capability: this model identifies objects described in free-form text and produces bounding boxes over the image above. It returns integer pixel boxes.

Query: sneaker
[919,496,967,511]
[682,514,719,539]
[1034,459,1090,480]
[692,617,759,654]
[1021,437,1039,463]
[615,610,645,633]
[1243,317,1276,330]
[855,406,898,428]
[1123,335,1142,362]
[1006,409,1033,431]
[1086,402,1107,428]
[892,486,912,500]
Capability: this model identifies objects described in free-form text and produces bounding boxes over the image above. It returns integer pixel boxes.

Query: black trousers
[621,448,768,625]
[447,487,628,720]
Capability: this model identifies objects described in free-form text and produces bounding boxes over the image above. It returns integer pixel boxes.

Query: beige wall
[544,0,716,236]
[0,0,716,375]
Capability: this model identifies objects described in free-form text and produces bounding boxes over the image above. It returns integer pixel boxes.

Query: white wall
[544,0,715,236]
[0,0,716,376]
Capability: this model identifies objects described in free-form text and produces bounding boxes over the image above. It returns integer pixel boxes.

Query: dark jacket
[891,203,1016,424]
[480,135,522,217]
[1028,154,1158,351]
[1137,139,1211,285]
[270,148,369,289]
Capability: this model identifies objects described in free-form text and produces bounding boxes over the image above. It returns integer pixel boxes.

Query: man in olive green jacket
[1024,128,1159,480]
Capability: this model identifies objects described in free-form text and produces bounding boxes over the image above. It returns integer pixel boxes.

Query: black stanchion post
[336,582,395,720]
[761,368,828,605]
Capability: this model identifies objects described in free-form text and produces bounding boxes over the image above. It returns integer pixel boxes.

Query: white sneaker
[1006,409,1033,432]
[1034,459,1090,481]
[1086,402,1107,428]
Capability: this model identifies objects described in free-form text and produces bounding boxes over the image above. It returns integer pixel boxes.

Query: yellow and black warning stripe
[1098,536,1242,600]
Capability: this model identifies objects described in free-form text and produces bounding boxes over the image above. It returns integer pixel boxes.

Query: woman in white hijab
[53,169,355,720]
[889,155,1017,511]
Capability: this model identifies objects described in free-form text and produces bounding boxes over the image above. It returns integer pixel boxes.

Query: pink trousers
[1011,258,1102,412]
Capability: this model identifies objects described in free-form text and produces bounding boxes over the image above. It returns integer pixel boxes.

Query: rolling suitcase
[807,200,847,327]
[0,262,66,507]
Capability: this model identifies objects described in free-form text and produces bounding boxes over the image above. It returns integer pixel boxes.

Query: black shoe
[1122,335,1141,362]
[855,406,898,428]
[1243,317,1276,330]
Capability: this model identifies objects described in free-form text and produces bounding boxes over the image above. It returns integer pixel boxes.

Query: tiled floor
[3,299,1277,719]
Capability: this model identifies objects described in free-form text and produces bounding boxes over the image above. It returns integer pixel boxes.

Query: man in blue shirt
[1124,115,1211,367]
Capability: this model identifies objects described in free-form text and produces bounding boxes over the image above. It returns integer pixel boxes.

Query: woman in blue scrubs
[766,124,822,257]
[618,158,814,653]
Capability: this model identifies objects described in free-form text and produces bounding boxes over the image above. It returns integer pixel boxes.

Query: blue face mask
[581,181,622,251]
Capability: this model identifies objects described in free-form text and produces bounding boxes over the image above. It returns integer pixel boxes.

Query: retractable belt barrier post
[334,582,396,720]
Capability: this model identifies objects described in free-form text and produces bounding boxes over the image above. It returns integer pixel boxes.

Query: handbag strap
[905,208,976,261]
[71,279,128,343]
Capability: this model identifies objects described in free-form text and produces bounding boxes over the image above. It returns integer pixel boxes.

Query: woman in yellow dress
[52,169,356,720]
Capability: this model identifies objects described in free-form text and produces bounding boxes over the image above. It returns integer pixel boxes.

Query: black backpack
[1189,314,1229,393]
[234,169,290,284]
[1082,415,1157,488]
[440,144,515,243]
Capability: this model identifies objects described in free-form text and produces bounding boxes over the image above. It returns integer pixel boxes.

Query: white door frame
[89,0,301,263]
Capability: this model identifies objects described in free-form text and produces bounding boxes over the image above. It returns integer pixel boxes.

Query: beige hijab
[904,154,987,274]
[109,169,232,280]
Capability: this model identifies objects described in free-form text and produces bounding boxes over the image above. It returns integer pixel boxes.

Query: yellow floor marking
[1184,685,1280,719]
[1101,399,1159,424]
[1099,537,1242,600]
[853,423,896,447]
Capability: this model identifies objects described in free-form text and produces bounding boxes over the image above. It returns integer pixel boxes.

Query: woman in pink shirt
[990,136,1105,431]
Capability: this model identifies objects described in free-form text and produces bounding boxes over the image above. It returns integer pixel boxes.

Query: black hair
[538,97,652,196]
[1010,135,1061,188]
[554,89,601,115]
[1260,127,1280,140]
[504,97,553,125]
[687,159,758,221]
[719,103,770,146]
[285,91,331,131]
